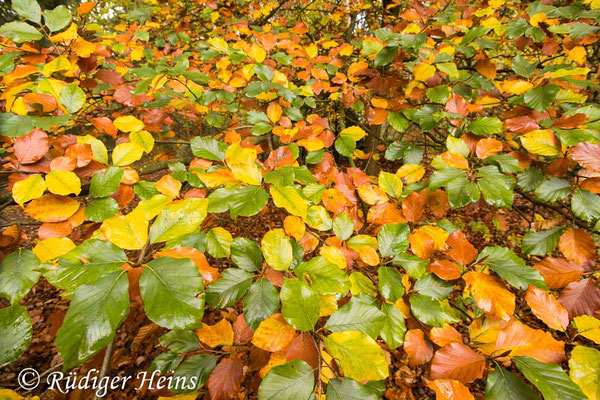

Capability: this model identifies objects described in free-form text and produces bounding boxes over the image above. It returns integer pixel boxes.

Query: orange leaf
[25,194,80,222]
[286,332,319,369]
[77,1,96,15]
[446,230,478,265]
[469,316,507,356]
[427,379,474,400]
[533,257,583,289]
[402,191,426,223]
[559,229,596,267]
[267,102,282,123]
[525,285,569,331]
[155,175,181,198]
[155,247,221,284]
[429,325,463,347]
[430,343,485,383]
[196,319,234,348]
[494,319,565,363]
[580,177,600,193]
[251,313,296,352]
[409,229,435,259]
[429,260,462,281]
[464,271,515,321]
[284,215,305,241]
[475,138,503,159]
[404,329,433,366]
[441,152,469,169]
[428,189,450,218]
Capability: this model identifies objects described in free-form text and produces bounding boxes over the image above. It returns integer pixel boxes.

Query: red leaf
[504,116,540,133]
[233,314,254,344]
[95,69,124,85]
[559,278,600,319]
[286,332,319,369]
[430,343,485,383]
[207,358,244,400]
[14,129,49,165]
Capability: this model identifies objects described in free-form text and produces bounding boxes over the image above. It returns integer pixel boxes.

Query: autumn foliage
[1,0,600,399]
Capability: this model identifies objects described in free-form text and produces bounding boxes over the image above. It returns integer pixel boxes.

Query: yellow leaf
[12,174,46,206]
[323,331,389,381]
[270,185,308,219]
[502,80,533,95]
[359,246,380,266]
[0,389,24,400]
[78,135,108,164]
[464,272,515,321]
[72,37,96,57]
[112,142,144,166]
[248,43,266,63]
[130,130,154,153]
[267,102,282,123]
[306,43,318,58]
[413,63,436,81]
[396,164,425,183]
[320,245,347,269]
[252,313,296,352]
[357,184,388,205]
[340,126,366,141]
[565,46,586,65]
[114,115,144,132]
[261,229,293,271]
[33,237,75,263]
[225,143,262,185]
[195,319,234,347]
[43,56,71,77]
[45,170,81,196]
[574,316,600,345]
[101,212,149,250]
[420,225,449,251]
[208,37,229,53]
[50,22,78,42]
[520,129,560,156]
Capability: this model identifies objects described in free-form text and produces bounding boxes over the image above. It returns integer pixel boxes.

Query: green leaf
[206,227,232,258]
[171,354,217,393]
[258,360,315,400]
[231,237,262,271]
[150,351,182,374]
[379,303,406,350]
[229,185,269,219]
[572,189,600,223]
[190,137,227,161]
[243,279,279,330]
[514,356,587,400]
[270,185,308,219]
[84,197,119,222]
[56,270,130,369]
[447,174,481,208]
[325,297,385,338]
[43,239,127,298]
[0,113,34,137]
[512,55,536,79]
[333,212,354,242]
[517,167,544,192]
[535,178,571,202]
[13,0,41,23]
[569,346,600,400]
[60,83,86,113]
[522,227,562,256]
[467,117,503,136]
[0,304,32,364]
[485,366,540,400]
[295,256,350,295]
[0,21,43,42]
[477,165,515,208]
[158,329,200,354]
[326,378,380,400]
[280,278,320,331]
[90,167,124,197]
[387,112,409,132]
[149,198,208,243]
[524,85,560,112]
[409,294,458,327]
[427,85,450,104]
[414,274,453,300]
[335,136,356,157]
[262,230,293,271]
[206,268,253,308]
[324,331,389,382]
[374,46,397,66]
[393,252,428,278]
[377,223,410,258]
[140,257,204,329]
[477,246,547,290]
[378,267,404,302]
[0,249,40,303]
[44,5,71,32]
[307,205,332,231]
[430,167,466,190]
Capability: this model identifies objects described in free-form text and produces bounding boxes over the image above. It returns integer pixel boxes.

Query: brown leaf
[494,319,565,363]
[207,358,244,400]
[14,129,49,165]
[533,257,584,289]
[580,177,600,193]
[570,142,600,172]
[504,116,539,133]
[402,191,426,222]
[446,230,478,265]
[233,314,254,344]
[558,229,596,268]
[427,379,475,400]
[525,285,569,331]
[286,332,318,369]
[559,278,600,319]
[553,113,587,129]
[94,69,124,85]
[430,343,485,383]
[404,329,433,366]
